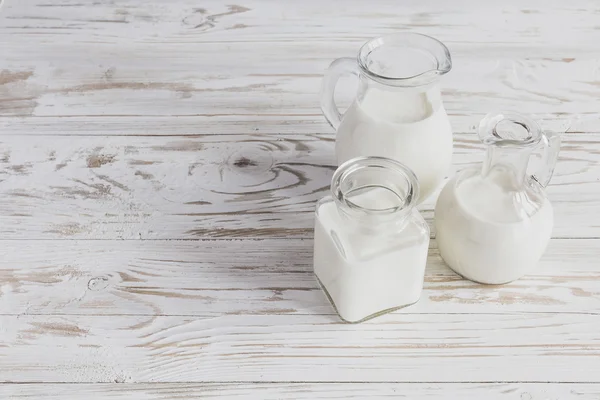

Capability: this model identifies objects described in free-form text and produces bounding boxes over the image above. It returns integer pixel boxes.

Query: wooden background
[1,0,599,398]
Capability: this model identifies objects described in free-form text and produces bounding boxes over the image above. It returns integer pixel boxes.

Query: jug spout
[357,33,452,87]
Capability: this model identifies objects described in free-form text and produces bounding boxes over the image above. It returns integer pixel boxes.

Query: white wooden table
[1,0,599,398]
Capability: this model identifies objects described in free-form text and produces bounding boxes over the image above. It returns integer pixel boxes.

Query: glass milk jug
[320,33,453,203]
[313,157,430,323]
[434,113,561,284]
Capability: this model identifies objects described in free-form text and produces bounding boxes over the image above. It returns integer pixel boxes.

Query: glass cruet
[313,157,430,323]
[434,112,561,284]
[320,32,453,203]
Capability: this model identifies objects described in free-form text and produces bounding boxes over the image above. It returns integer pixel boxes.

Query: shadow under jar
[313,157,430,323]
[321,33,453,203]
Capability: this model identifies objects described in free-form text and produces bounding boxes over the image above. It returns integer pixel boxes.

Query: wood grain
[1,0,599,392]
[0,0,598,132]
[1,383,599,399]
[0,134,598,239]
[1,313,600,383]
[0,239,598,317]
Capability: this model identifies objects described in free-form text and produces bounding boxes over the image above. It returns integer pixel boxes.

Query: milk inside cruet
[434,112,561,284]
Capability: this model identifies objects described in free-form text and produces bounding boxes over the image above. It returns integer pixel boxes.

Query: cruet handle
[320,57,359,130]
[532,131,561,188]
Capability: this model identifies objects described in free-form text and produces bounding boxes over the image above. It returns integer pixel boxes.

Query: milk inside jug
[320,33,453,202]
[434,113,561,284]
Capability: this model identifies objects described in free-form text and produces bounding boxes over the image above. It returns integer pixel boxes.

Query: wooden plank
[0,133,597,239]
[1,382,599,399]
[0,1,598,131]
[0,52,593,132]
[2,0,598,48]
[1,313,600,383]
[0,238,599,316]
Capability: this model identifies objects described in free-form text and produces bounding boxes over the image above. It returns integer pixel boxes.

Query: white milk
[434,171,554,284]
[313,189,430,323]
[336,88,453,202]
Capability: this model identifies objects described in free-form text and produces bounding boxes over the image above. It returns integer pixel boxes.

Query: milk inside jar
[313,157,430,323]
[321,33,453,202]
[435,113,561,284]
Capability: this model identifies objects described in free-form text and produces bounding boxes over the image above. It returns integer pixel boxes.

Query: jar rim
[331,157,420,218]
[479,112,543,148]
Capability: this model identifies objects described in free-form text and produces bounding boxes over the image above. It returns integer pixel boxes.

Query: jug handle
[532,131,561,188]
[320,57,359,130]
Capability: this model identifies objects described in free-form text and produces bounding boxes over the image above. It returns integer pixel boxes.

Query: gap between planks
[0,236,595,241]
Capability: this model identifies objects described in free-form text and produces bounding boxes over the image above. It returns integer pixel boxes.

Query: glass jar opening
[479,112,543,148]
[358,33,452,87]
[332,157,419,219]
